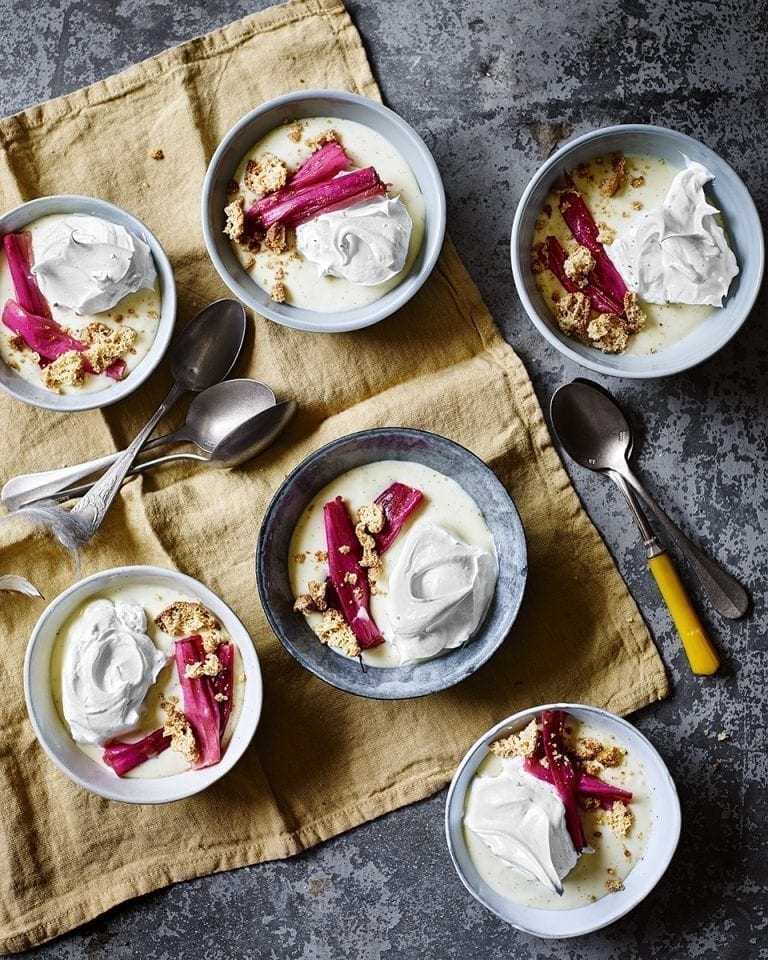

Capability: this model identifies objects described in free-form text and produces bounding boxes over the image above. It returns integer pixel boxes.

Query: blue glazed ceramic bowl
[511,124,764,378]
[256,428,527,699]
[202,90,446,334]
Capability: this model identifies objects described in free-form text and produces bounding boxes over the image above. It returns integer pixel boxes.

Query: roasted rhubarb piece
[102,728,171,777]
[541,709,588,852]
[247,167,388,231]
[2,232,51,318]
[323,496,384,650]
[540,236,623,316]
[524,757,633,806]
[373,482,425,554]
[558,175,628,307]
[287,141,350,190]
[212,641,234,738]
[2,301,126,380]
[175,635,222,768]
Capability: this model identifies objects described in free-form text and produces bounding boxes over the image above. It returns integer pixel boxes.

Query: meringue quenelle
[61,599,167,745]
[226,116,425,311]
[296,196,412,285]
[31,214,157,313]
[290,460,498,668]
[606,160,738,307]
[388,522,497,664]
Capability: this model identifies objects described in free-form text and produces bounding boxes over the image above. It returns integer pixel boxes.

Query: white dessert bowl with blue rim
[202,89,446,334]
[445,702,681,937]
[24,565,262,804]
[510,124,764,378]
[0,194,176,412]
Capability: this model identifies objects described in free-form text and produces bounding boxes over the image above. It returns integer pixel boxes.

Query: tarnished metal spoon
[3,378,276,511]
[550,379,749,621]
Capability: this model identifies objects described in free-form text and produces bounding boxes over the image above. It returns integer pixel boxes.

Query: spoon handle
[622,471,750,620]
[71,383,185,533]
[1,426,184,512]
[610,472,720,675]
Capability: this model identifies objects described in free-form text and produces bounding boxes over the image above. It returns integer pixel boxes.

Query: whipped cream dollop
[386,522,497,665]
[295,196,412,285]
[32,214,157,313]
[464,758,578,893]
[606,160,739,306]
[61,599,168,745]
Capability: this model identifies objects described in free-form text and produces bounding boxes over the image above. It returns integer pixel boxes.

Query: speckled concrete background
[1,0,766,957]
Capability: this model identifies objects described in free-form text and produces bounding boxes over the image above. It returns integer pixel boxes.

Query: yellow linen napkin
[0,0,668,951]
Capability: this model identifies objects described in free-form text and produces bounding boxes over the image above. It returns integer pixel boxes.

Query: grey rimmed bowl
[511,124,764,378]
[0,195,176,411]
[446,703,681,937]
[256,428,527,699]
[202,90,446,334]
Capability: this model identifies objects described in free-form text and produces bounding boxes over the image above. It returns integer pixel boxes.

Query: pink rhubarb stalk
[2,300,126,380]
[541,236,623,316]
[323,496,384,650]
[558,175,629,306]
[212,641,234,739]
[102,728,171,777]
[247,167,388,230]
[541,709,588,852]
[175,636,222,769]
[2,232,51,318]
[524,757,633,806]
[287,141,351,190]
[373,482,424,554]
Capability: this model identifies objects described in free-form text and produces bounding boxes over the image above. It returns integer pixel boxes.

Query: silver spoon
[19,299,246,551]
[3,378,276,511]
[550,379,749,620]
[47,401,297,502]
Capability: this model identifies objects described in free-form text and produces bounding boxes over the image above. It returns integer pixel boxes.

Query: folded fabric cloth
[0,0,667,951]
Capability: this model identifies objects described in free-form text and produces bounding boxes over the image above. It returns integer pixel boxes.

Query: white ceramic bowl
[0,195,176,411]
[201,90,446,333]
[511,124,764,378]
[24,565,262,804]
[445,703,681,937]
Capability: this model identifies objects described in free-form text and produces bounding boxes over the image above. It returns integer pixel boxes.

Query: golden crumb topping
[154,600,220,637]
[263,222,288,254]
[184,652,223,679]
[623,292,647,334]
[587,313,629,353]
[285,119,305,143]
[563,245,596,288]
[597,800,634,839]
[40,351,86,391]
[244,153,288,197]
[606,878,625,893]
[600,155,626,197]
[82,322,137,373]
[489,718,540,760]
[224,196,246,242]
[161,699,199,764]
[294,580,329,614]
[306,129,340,151]
[555,291,591,337]
[315,609,360,658]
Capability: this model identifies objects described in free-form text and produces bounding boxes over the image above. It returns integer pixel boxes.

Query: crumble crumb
[554,291,591,337]
[587,313,630,353]
[41,351,86,391]
[264,222,288,254]
[313,550,328,563]
[489,719,539,760]
[717,731,729,742]
[149,148,164,160]
[563,244,596,288]
[306,128,340,150]
[355,502,384,570]
[630,175,645,188]
[623,291,647,334]
[315,608,361,658]
[600,155,626,197]
[572,737,625,768]
[343,571,358,586]
[631,200,643,211]
[578,794,601,811]
[154,600,220,637]
[227,179,240,195]
[597,800,634,839]
[224,196,246,242]
[161,698,199,764]
[596,222,617,244]
[8,334,26,351]
[244,153,288,196]
[338,545,351,555]
[271,278,287,303]
[214,692,228,703]
[295,552,307,564]
[185,652,223,679]
[606,878,625,893]
[293,580,330,614]
[82,322,138,373]
[285,119,305,143]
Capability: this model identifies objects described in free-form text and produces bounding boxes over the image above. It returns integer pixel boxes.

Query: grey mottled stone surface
[1,0,766,957]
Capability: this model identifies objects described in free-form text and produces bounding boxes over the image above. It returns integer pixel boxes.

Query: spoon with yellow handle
[549,379,732,675]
